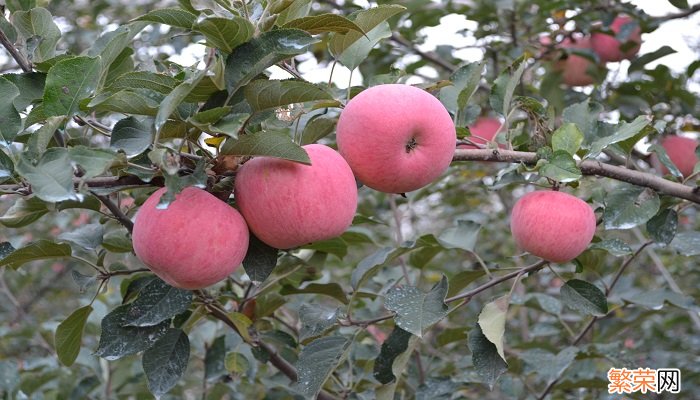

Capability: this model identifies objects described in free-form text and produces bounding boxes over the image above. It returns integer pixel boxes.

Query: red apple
[132,187,249,289]
[336,84,456,193]
[234,144,357,249]
[510,191,596,263]
[651,135,699,177]
[591,15,642,63]
[462,117,503,149]
[553,36,604,87]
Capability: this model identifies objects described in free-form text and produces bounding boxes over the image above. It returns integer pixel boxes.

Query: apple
[336,84,456,193]
[462,117,503,149]
[591,15,642,63]
[553,36,605,87]
[651,135,699,177]
[234,144,357,249]
[132,187,250,290]
[510,190,596,263]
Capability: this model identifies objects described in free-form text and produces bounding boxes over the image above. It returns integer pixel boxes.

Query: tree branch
[93,193,134,233]
[536,241,653,400]
[390,33,456,73]
[453,149,700,204]
[0,28,32,72]
[656,3,700,22]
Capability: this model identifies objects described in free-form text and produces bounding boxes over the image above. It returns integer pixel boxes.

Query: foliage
[0,0,699,399]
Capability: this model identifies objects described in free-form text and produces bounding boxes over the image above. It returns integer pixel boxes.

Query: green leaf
[0,148,14,179]
[477,295,509,362]
[220,131,310,164]
[437,220,482,252]
[415,378,460,400]
[242,233,279,284]
[562,100,603,147]
[385,276,448,337]
[27,116,65,161]
[328,5,406,59]
[55,305,93,366]
[123,278,193,327]
[224,352,249,374]
[622,288,695,310]
[108,71,178,94]
[17,148,78,202]
[225,29,319,95]
[11,8,60,62]
[275,0,313,26]
[301,116,337,145]
[133,8,197,29]
[283,13,365,35]
[551,123,584,155]
[538,150,582,183]
[0,239,71,270]
[142,328,190,397]
[244,80,333,111]
[519,346,578,383]
[647,209,678,247]
[489,57,527,117]
[299,304,339,341]
[587,116,650,158]
[649,144,683,178]
[194,16,254,53]
[279,283,348,304]
[447,270,486,297]
[0,360,19,394]
[629,46,676,73]
[294,335,352,398]
[351,245,415,290]
[373,326,414,384]
[670,232,700,256]
[69,146,118,180]
[3,72,46,111]
[94,303,170,360]
[439,61,484,117]
[589,239,632,257]
[0,77,22,143]
[603,184,660,230]
[102,233,133,253]
[43,56,102,117]
[88,89,160,115]
[0,197,48,228]
[155,72,204,134]
[560,279,608,317]
[468,323,508,390]
[336,21,392,70]
[669,0,690,8]
[110,116,153,157]
[88,25,135,76]
[58,224,104,250]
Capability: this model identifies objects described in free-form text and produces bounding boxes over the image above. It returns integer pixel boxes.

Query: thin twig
[656,3,700,22]
[0,28,32,72]
[93,193,134,233]
[536,241,652,400]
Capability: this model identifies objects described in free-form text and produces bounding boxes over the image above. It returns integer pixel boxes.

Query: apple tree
[0,0,699,399]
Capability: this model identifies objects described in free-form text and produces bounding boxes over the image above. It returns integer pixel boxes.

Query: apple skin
[651,135,699,177]
[591,15,642,63]
[461,117,503,149]
[336,84,456,193]
[132,187,250,290]
[554,36,603,87]
[234,144,357,249]
[510,191,596,263]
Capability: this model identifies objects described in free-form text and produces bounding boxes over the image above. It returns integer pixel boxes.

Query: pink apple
[651,135,699,177]
[553,36,604,87]
[591,15,642,63]
[510,191,596,263]
[132,187,249,289]
[461,117,504,149]
[336,84,456,193]
[234,144,357,249]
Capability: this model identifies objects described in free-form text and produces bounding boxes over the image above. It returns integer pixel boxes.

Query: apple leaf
[0,77,22,144]
[224,352,250,374]
[438,220,482,252]
[283,13,365,35]
[301,116,337,145]
[11,7,60,62]
[194,16,254,53]
[328,5,406,58]
[0,197,49,228]
[560,279,608,317]
[43,56,102,117]
[551,123,584,155]
[0,239,71,270]
[55,305,93,366]
[670,232,700,256]
[16,148,78,203]
[242,233,279,285]
[647,209,678,247]
[220,131,311,165]
[244,80,333,111]
[294,335,352,398]
[589,238,633,257]
[110,116,154,157]
[519,346,578,383]
[468,323,508,390]
[142,328,190,397]
[373,326,414,384]
[122,278,192,327]
[629,45,676,73]
[94,303,170,360]
[649,143,683,178]
[538,150,582,183]
[133,8,197,29]
[58,224,104,250]
[108,71,178,94]
[603,184,660,230]
[299,304,340,341]
[384,276,448,337]
[478,295,509,362]
[587,116,650,158]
